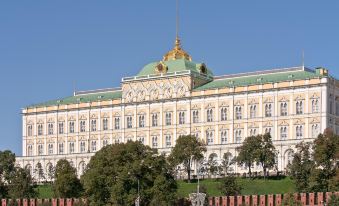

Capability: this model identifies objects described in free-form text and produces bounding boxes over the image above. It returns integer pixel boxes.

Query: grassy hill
[36,176,295,199]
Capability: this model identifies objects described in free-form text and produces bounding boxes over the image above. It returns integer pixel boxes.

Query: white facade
[16,47,339,180]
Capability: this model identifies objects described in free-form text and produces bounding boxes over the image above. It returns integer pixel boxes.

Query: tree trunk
[263,166,266,180]
[248,163,252,178]
[187,159,191,183]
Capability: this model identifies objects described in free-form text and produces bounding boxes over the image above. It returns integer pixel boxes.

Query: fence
[207,192,339,206]
[1,198,87,206]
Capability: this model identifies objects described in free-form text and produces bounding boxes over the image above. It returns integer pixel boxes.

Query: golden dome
[163,37,192,61]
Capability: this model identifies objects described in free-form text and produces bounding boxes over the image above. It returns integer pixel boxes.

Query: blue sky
[0,1,338,155]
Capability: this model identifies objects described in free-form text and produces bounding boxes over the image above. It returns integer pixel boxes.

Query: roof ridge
[214,66,309,81]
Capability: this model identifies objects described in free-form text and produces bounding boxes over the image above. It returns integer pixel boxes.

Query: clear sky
[0,1,338,155]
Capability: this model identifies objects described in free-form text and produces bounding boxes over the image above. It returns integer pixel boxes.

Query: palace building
[16,37,339,179]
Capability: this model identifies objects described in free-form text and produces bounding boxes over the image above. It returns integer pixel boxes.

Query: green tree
[311,128,339,191]
[169,135,206,182]
[288,142,314,192]
[81,141,177,206]
[236,135,261,178]
[0,150,16,198]
[256,133,277,179]
[53,159,82,198]
[220,152,235,176]
[7,167,36,198]
[219,175,242,196]
[207,153,219,178]
[34,162,45,183]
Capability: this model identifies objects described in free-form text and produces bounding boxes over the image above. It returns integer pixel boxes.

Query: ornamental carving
[155,61,168,74]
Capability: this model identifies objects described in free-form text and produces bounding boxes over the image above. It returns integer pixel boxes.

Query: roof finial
[302,49,305,69]
[176,0,179,39]
[162,0,192,61]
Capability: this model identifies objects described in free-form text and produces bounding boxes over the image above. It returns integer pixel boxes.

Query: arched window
[152,113,158,127]
[265,104,272,117]
[207,109,213,122]
[265,127,272,135]
[152,136,158,148]
[235,130,242,143]
[220,130,227,144]
[48,123,54,135]
[206,131,214,145]
[165,135,172,147]
[27,125,33,136]
[165,112,172,125]
[280,127,287,140]
[48,144,53,155]
[58,122,64,134]
[80,141,86,153]
[250,105,256,118]
[102,118,108,131]
[235,106,242,120]
[193,110,199,123]
[126,116,133,128]
[37,144,44,155]
[58,142,64,154]
[138,115,145,128]
[312,99,319,113]
[280,102,288,116]
[38,124,43,136]
[138,136,145,144]
[115,117,120,129]
[221,107,227,121]
[91,140,97,152]
[103,139,109,147]
[249,128,257,136]
[296,101,303,115]
[296,125,303,139]
[179,111,185,124]
[312,124,319,138]
[69,142,75,154]
[69,121,75,133]
[79,162,86,176]
[27,145,33,156]
[91,119,97,131]
[80,121,86,132]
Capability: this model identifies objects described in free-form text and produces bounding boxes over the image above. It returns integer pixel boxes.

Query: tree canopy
[169,135,206,182]
[255,133,277,178]
[53,159,82,198]
[81,141,177,206]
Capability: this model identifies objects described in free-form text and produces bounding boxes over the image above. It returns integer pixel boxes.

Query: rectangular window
[139,115,145,128]
[280,127,287,140]
[220,130,227,144]
[27,125,33,136]
[165,135,171,147]
[80,141,86,153]
[91,120,97,132]
[250,105,256,118]
[207,109,213,122]
[165,112,172,126]
[179,111,185,124]
[296,101,303,115]
[221,107,227,121]
[103,118,108,131]
[69,121,75,133]
[80,121,86,132]
[69,142,75,154]
[91,141,96,152]
[38,144,44,155]
[127,116,133,128]
[152,136,158,148]
[48,123,54,135]
[115,117,120,129]
[192,110,199,123]
[265,103,272,117]
[280,102,288,116]
[103,139,108,147]
[312,99,319,113]
[59,143,64,154]
[48,144,53,155]
[206,131,214,145]
[152,114,158,127]
[58,122,64,134]
[38,124,43,136]
[234,130,242,143]
[235,106,242,120]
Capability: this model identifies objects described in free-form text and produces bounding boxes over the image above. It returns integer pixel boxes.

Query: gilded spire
[163,36,192,61]
[162,0,192,61]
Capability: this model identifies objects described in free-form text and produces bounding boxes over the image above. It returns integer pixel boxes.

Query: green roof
[194,67,324,91]
[27,90,122,108]
[137,59,213,77]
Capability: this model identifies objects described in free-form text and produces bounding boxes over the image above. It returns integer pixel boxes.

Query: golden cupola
[163,37,192,61]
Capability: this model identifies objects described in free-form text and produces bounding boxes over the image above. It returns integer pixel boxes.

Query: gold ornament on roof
[163,37,192,61]
[155,61,168,74]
